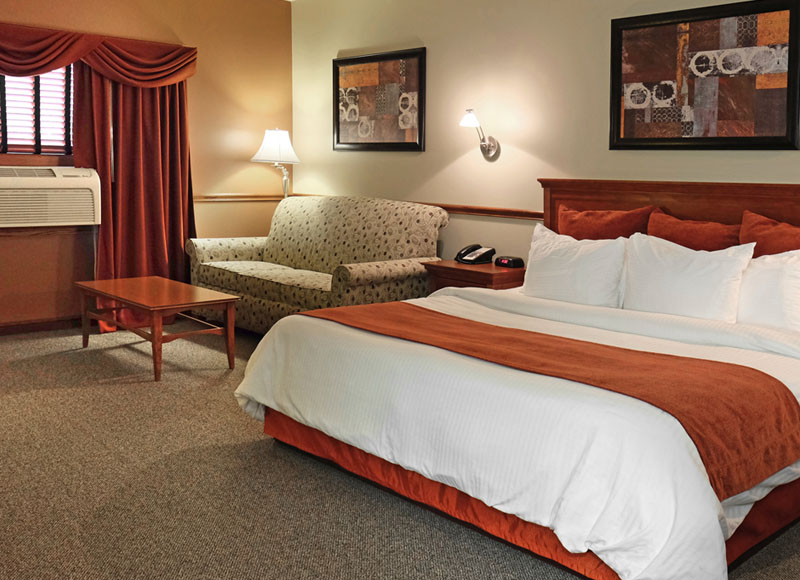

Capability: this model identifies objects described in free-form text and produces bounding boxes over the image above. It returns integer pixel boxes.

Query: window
[0,65,73,155]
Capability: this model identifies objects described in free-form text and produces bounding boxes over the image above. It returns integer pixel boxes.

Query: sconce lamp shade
[459,109,481,128]
[251,129,300,164]
[459,108,500,161]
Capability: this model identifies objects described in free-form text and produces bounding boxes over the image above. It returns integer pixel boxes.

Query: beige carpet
[0,322,797,579]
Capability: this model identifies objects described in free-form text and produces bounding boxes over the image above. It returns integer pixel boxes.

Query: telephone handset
[455,244,496,264]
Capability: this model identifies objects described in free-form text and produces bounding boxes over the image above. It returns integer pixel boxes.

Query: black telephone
[455,244,496,264]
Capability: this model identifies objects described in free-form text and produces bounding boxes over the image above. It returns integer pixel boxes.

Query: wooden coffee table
[75,276,240,381]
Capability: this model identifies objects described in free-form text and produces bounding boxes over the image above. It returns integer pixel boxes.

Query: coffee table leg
[81,292,90,348]
[152,312,163,381]
[225,302,236,369]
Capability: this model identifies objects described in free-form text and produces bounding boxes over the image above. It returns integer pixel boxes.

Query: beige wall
[3,0,292,237]
[291,0,800,260]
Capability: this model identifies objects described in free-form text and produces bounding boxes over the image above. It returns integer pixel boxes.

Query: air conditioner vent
[0,167,57,178]
[0,167,100,227]
[0,189,96,226]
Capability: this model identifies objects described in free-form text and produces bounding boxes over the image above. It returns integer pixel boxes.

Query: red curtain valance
[0,21,196,86]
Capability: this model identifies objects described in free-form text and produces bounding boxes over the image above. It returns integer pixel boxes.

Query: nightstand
[423,260,526,292]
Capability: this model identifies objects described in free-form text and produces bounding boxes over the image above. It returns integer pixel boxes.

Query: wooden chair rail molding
[426,202,542,221]
[194,193,284,202]
[195,192,543,221]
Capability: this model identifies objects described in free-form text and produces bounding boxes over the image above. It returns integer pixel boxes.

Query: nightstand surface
[423,260,526,292]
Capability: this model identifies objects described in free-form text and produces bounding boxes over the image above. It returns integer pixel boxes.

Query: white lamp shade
[251,129,300,164]
[459,109,481,128]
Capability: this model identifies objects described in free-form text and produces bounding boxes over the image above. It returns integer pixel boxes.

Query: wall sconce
[250,129,300,197]
[459,108,500,161]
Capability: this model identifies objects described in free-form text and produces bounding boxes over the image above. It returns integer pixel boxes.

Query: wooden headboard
[538,178,800,232]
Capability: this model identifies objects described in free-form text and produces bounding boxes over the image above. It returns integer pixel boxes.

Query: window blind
[0,65,72,155]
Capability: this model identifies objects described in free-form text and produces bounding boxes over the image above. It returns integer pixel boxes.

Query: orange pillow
[557,205,656,240]
[740,210,800,258]
[647,211,740,251]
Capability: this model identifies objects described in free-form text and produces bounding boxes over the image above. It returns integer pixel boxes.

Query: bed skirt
[263,408,800,579]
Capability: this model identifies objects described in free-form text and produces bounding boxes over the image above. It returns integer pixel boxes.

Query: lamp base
[274,163,290,197]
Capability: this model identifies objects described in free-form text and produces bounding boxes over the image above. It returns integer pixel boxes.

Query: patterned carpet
[0,322,797,579]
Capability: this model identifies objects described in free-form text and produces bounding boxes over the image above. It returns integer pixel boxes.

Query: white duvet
[234,287,800,580]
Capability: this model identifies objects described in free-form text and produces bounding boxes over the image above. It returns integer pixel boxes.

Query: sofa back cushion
[262,196,449,272]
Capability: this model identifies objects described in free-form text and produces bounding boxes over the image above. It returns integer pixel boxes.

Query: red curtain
[73,64,195,297]
[0,22,197,330]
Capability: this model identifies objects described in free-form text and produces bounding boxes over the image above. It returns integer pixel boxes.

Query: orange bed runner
[304,301,800,501]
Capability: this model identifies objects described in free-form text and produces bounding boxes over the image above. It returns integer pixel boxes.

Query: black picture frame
[610,0,800,149]
[333,47,426,151]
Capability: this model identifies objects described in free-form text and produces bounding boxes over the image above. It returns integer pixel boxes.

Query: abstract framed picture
[610,0,800,149]
[333,47,425,151]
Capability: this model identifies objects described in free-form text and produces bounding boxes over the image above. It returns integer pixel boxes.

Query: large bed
[234,179,800,580]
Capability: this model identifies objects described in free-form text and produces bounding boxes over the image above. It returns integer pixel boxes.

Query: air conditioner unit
[0,166,101,227]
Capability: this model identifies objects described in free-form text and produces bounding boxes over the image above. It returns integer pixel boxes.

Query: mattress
[235,286,800,580]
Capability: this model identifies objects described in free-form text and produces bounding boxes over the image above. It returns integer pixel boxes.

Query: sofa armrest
[331,257,440,307]
[185,237,269,264]
[333,257,438,287]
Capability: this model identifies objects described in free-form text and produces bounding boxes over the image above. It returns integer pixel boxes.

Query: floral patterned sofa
[185,196,449,333]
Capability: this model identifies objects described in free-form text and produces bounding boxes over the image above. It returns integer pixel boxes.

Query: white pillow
[738,250,800,331]
[623,233,754,322]
[521,224,626,308]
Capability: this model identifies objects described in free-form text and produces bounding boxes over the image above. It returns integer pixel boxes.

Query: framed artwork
[333,47,425,151]
[610,0,800,149]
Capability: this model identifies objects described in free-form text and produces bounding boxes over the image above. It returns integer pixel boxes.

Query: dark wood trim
[428,203,542,221]
[0,224,95,237]
[33,75,42,154]
[194,193,284,202]
[198,191,542,220]
[64,63,73,155]
[288,193,542,221]
[539,178,800,231]
[0,75,6,154]
[0,153,75,166]
[0,316,80,335]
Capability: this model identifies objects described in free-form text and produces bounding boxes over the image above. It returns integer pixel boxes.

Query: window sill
[0,154,75,167]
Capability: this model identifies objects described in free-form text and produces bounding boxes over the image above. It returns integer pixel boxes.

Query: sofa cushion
[196,261,332,310]
[262,196,448,272]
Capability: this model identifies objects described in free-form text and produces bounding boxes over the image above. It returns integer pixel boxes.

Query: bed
[234,179,800,580]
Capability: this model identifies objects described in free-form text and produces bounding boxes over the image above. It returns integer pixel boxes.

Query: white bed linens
[234,286,800,580]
